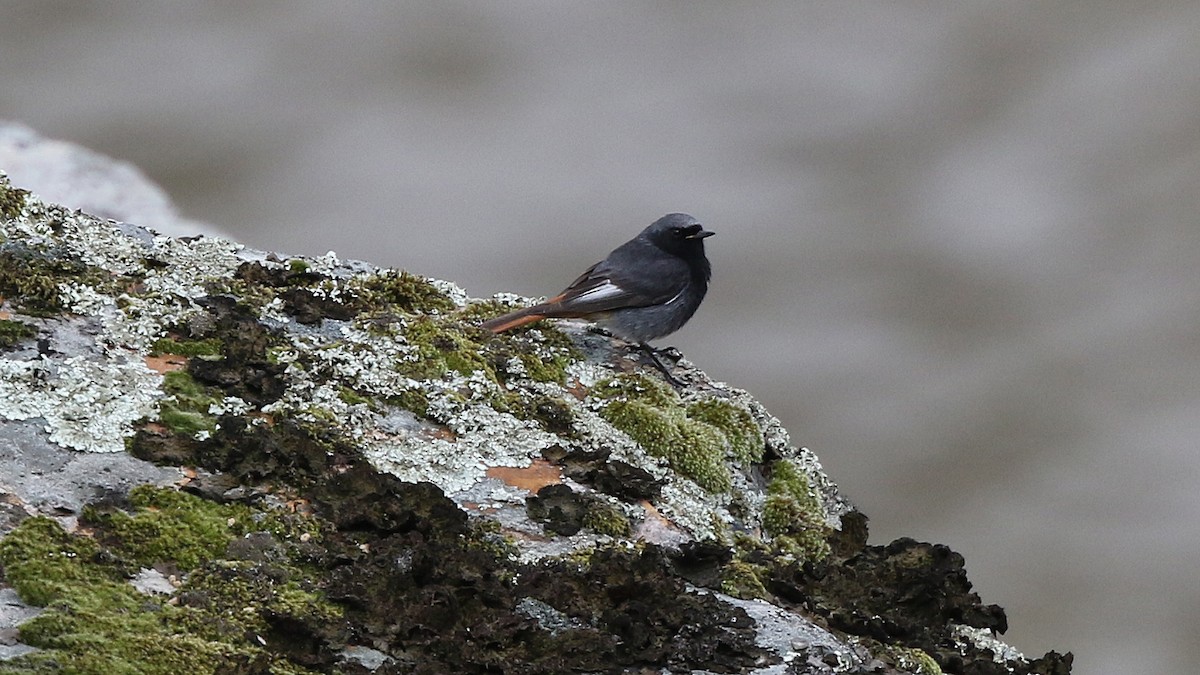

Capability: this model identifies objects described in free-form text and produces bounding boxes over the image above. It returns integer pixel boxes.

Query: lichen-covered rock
[0,167,1072,674]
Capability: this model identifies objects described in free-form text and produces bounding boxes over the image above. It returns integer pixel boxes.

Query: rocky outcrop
[0,152,1071,674]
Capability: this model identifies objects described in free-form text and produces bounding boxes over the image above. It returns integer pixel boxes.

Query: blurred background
[3,3,1198,673]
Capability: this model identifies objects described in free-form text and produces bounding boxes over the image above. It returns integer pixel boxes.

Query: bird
[482,213,714,385]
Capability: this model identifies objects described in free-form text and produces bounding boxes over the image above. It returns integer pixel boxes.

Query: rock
[0,120,217,237]
[0,135,1072,673]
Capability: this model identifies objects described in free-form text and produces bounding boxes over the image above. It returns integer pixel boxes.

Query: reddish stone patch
[145,353,187,374]
[486,459,562,493]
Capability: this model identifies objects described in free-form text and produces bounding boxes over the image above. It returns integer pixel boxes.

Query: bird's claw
[637,342,686,389]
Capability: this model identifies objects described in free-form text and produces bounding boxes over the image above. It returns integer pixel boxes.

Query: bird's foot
[637,342,685,389]
[653,345,683,362]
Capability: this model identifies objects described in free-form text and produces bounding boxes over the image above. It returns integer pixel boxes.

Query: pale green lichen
[0,354,162,453]
[364,372,560,495]
[950,624,1026,664]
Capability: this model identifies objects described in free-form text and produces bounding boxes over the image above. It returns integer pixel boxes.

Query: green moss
[686,399,764,464]
[386,388,430,418]
[0,252,66,316]
[287,258,311,274]
[465,518,521,573]
[720,560,768,599]
[0,248,131,317]
[581,503,632,537]
[516,349,571,383]
[337,386,371,406]
[169,559,341,647]
[0,318,36,348]
[150,336,224,358]
[505,394,575,435]
[157,370,221,436]
[0,489,332,674]
[596,375,758,494]
[0,517,287,674]
[889,646,944,674]
[515,324,578,383]
[593,372,678,408]
[350,269,455,314]
[762,459,832,562]
[458,298,514,324]
[463,299,582,385]
[603,399,732,493]
[0,180,30,220]
[83,485,240,569]
[0,516,111,607]
[397,315,495,380]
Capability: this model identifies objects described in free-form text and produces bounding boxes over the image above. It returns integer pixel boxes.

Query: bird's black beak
[685,226,715,240]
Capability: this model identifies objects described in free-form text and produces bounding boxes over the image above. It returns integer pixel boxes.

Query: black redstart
[482,213,714,385]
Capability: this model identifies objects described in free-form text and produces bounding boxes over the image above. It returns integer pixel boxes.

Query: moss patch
[0,487,337,675]
[83,485,244,570]
[719,560,769,599]
[890,645,944,674]
[150,335,224,358]
[157,370,220,437]
[221,263,456,325]
[397,314,495,380]
[0,181,30,220]
[761,458,832,561]
[603,398,731,492]
[685,399,764,464]
[595,374,754,493]
[349,268,455,315]
[506,394,575,436]
[715,533,775,601]
[0,250,115,316]
[526,484,631,537]
[0,318,36,349]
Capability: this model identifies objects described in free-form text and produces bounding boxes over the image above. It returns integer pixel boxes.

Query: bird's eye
[672,227,686,237]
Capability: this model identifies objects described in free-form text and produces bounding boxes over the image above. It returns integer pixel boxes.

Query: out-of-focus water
[4,3,1198,672]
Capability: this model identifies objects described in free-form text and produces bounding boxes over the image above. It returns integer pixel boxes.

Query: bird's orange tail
[480,310,547,333]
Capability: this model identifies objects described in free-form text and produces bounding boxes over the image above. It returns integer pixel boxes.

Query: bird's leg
[638,342,685,388]
[589,326,685,387]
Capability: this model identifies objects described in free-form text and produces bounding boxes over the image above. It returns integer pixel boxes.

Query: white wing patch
[570,281,628,303]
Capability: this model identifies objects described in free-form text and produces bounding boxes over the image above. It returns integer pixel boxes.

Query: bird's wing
[547,253,687,315]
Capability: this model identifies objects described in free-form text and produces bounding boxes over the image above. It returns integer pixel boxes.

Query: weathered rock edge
[0,170,1072,674]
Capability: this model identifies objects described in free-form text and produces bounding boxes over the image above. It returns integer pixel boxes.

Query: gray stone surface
[0,421,180,518]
